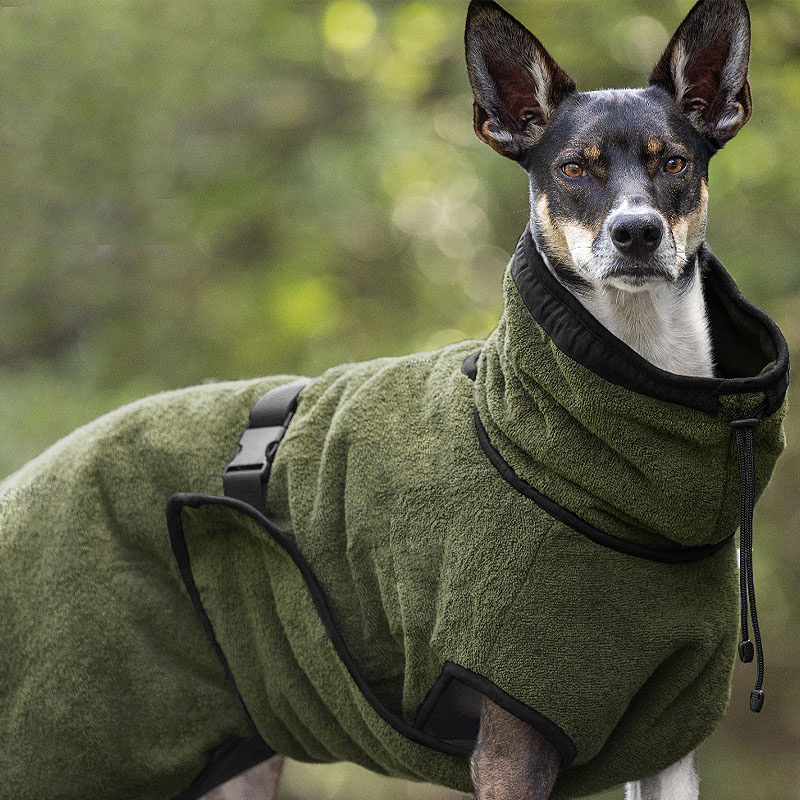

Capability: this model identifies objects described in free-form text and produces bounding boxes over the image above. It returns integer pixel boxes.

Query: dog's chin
[602,263,675,293]
[605,274,667,293]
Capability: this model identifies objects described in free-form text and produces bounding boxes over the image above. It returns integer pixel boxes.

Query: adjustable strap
[722,403,767,712]
[222,378,314,515]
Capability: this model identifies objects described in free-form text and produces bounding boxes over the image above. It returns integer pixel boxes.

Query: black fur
[465,0,752,285]
[527,87,713,255]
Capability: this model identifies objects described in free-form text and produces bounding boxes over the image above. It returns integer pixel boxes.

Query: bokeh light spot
[323,0,377,54]
[273,277,341,336]
[610,15,668,72]
[391,3,447,61]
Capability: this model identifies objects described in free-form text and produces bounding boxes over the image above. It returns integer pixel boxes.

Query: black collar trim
[511,229,790,416]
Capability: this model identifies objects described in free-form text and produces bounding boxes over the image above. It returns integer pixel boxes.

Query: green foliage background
[1,1,798,798]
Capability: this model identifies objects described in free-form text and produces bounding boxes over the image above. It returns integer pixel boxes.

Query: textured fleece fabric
[0,228,788,799]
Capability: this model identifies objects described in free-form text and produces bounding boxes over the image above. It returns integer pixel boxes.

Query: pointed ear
[465,0,576,162]
[649,0,752,148]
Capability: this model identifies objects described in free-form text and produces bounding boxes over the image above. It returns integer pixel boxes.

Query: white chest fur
[578,273,715,378]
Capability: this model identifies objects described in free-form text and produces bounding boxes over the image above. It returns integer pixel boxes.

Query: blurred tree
[1,2,798,798]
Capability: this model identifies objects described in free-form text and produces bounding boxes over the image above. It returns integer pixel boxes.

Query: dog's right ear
[465,0,576,162]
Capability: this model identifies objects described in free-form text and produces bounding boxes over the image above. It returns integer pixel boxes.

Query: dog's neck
[576,271,714,377]
[532,236,715,378]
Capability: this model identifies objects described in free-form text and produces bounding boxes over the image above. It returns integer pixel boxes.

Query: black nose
[610,214,664,258]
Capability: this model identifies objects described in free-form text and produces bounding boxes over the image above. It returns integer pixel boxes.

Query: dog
[208,1,755,798]
[2,2,788,800]
[463,1,754,796]
[464,1,754,795]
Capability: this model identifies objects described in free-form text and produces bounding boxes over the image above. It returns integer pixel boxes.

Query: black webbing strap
[222,378,314,515]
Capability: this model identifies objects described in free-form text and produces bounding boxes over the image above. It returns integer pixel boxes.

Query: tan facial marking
[584,144,601,162]
[647,137,663,156]
[670,179,708,266]
[536,195,601,273]
[535,195,572,266]
[580,145,607,180]
[687,179,709,247]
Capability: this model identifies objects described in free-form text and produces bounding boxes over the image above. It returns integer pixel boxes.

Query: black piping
[168,492,559,761]
[471,403,734,564]
[171,380,578,770]
[512,229,789,416]
[166,498,276,797]
[167,497,267,738]
[172,735,276,800]
[415,661,576,769]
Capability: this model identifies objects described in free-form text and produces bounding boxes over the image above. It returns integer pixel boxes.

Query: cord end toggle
[738,639,754,663]
[750,689,764,713]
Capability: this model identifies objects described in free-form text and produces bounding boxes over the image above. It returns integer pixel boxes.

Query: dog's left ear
[465,0,576,162]
[650,0,752,148]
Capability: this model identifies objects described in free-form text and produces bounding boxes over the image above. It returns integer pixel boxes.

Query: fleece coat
[0,227,789,799]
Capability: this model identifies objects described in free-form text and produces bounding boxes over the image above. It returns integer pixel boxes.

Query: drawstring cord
[723,403,766,713]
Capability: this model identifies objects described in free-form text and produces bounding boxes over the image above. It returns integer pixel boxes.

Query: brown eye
[561,163,585,178]
[664,157,687,174]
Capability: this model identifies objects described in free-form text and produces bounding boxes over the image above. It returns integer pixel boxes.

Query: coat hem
[166,493,500,763]
[415,661,577,769]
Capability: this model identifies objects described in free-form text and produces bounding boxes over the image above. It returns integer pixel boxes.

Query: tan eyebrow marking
[647,137,663,156]
[584,144,601,161]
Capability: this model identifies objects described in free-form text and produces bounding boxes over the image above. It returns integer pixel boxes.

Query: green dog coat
[0,228,788,799]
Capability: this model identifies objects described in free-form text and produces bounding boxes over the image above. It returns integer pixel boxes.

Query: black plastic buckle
[222,378,313,515]
[222,424,285,516]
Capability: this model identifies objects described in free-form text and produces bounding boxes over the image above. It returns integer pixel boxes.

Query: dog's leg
[199,754,284,800]
[470,697,560,800]
[625,750,699,800]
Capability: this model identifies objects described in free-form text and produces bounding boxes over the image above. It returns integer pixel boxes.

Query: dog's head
[465,0,751,293]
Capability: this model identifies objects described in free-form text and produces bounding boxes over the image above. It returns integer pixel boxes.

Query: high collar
[472,227,788,551]
[512,227,789,416]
